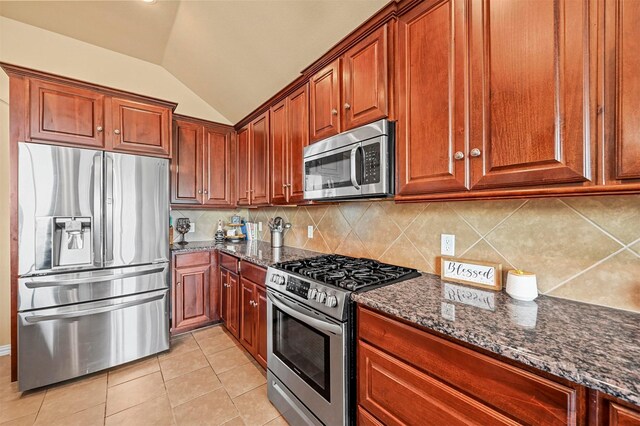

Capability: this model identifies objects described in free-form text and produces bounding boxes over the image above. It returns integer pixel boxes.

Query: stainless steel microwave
[303,119,394,201]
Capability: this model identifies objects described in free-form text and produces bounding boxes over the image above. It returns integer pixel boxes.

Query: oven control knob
[271,274,285,286]
[308,288,318,300]
[325,295,338,308]
[315,291,327,303]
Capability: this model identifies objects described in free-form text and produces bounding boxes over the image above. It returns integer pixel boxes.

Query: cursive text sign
[440,257,503,291]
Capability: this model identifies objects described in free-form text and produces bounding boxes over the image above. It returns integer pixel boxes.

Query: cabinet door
[174,265,211,331]
[239,278,256,353]
[287,84,310,204]
[110,97,171,157]
[236,126,251,206]
[270,99,289,204]
[310,59,341,142]
[255,285,268,369]
[342,24,389,130]
[251,112,270,205]
[226,271,240,338]
[396,0,468,196]
[203,126,234,207]
[604,0,640,181]
[29,79,105,148]
[171,120,203,204]
[468,0,593,190]
[219,268,228,324]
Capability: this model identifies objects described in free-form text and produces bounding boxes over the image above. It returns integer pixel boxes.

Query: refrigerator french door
[17,142,170,391]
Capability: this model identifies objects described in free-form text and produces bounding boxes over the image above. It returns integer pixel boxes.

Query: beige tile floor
[0,325,289,426]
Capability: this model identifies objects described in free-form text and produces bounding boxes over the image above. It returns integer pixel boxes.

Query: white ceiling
[0,0,388,123]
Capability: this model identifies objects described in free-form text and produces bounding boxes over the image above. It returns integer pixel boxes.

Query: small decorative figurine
[215,220,225,243]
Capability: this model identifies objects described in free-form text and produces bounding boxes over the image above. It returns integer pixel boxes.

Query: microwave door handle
[267,293,343,336]
[350,146,361,190]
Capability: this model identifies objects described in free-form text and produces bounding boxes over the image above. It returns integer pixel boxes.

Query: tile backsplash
[248,196,640,313]
[170,208,249,243]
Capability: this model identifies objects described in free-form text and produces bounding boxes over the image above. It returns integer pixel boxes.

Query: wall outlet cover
[441,234,455,256]
[189,223,196,233]
[308,225,314,238]
[259,222,263,232]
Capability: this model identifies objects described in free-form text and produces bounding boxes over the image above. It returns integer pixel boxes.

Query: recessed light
[142,0,157,4]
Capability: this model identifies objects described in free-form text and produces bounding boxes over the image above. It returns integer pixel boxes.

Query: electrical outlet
[189,223,196,233]
[441,234,455,256]
[259,221,263,232]
[308,226,314,238]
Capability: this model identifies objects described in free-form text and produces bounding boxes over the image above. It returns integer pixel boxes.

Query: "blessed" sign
[440,257,503,291]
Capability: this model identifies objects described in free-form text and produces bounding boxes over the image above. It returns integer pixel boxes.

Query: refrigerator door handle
[93,153,103,268]
[105,153,114,265]
[23,264,167,288]
[22,291,166,324]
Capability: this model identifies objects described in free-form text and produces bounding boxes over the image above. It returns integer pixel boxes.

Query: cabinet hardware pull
[344,103,351,110]
[470,148,482,157]
[97,126,103,132]
[331,109,338,115]
[114,129,121,135]
[454,151,465,160]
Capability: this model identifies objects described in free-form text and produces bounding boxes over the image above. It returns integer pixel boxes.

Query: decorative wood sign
[440,257,503,291]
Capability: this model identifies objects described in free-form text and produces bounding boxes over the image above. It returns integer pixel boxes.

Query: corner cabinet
[270,84,310,205]
[309,23,390,143]
[237,111,270,206]
[172,251,219,334]
[171,115,235,208]
[396,0,596,199]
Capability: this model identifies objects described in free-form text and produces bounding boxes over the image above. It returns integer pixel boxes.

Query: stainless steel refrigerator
[17,142,170,391]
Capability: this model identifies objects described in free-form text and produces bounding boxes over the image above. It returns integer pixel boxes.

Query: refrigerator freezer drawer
[18,289,170,391]
[18,263,169,311]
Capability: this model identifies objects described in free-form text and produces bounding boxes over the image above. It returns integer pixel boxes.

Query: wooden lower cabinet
[592,391,640,426]
[172,251,218,334]
[220,267,239,339]
[357,306,586,425]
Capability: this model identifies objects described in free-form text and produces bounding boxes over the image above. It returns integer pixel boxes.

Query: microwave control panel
[362,144,381,184]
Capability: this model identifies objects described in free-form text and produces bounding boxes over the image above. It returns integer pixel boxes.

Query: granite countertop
[352,273,640,406]
[171,240,321,268]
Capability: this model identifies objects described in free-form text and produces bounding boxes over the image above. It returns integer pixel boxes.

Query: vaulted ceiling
[0,0,388,123]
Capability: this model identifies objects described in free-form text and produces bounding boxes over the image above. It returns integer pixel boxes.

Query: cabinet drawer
[358,341,518,426]
[358,307,580,425]
[219,252,239,273]
[241,261,266,287]
[175,251,210,269]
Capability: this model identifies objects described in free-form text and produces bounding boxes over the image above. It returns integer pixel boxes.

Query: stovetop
[274,254,420,291]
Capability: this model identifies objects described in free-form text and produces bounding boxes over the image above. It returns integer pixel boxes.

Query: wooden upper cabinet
[603,0,640,182]
[203,126,234,207]
[287,84,310,204]
[29,79,105,148]
[110,98,171,157]
[310,59,341,142]
[396,0,467,196]
[171,120,202,205]
[468,0,594,190]
[343,24,389,130]
[270,99,288,205]
[250,112,270,206]
[269,84,310,205]
[236,126,251,206]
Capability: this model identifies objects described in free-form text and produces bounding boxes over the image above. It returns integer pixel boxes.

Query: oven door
[304,143,362,200]
[267,290,347,426]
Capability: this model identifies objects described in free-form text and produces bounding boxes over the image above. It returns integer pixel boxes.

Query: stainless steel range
[265,255,420,426]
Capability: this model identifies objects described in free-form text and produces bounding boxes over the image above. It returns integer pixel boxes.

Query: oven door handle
[268,293,343,336]
[349,146,361,190]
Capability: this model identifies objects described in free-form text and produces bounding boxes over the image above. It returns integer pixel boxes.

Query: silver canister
[271,230,283,248]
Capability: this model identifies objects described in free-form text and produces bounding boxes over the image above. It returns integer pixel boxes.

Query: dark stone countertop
[170,240,321,268]
[352,273,640,406]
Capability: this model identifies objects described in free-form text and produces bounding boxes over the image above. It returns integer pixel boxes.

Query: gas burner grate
[275,254,420,291]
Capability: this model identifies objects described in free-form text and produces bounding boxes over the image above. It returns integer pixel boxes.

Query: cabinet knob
[114,129,121,135]
[96,126,103,132]
[287,183,292,188]
[204,190,208,194]
[470,148,482,157]
[178,282,182,287]
[283,184,287,188]
[454,151,465,160]
[198,190,203,194]
[331,109,338,115]
[344,103,351,110]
